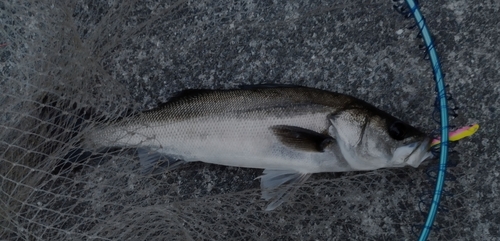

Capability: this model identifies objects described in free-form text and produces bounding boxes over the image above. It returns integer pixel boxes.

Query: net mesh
[0,0,483,240]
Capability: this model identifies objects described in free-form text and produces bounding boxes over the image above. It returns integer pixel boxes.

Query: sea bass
[85,85,432,210]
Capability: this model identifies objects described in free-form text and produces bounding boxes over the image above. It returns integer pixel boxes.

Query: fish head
[328,103,432,170]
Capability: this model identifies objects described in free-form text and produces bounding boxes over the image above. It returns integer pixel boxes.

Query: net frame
[402,0,450,240]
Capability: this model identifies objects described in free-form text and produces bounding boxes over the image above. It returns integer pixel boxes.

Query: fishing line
[392,0,457,240]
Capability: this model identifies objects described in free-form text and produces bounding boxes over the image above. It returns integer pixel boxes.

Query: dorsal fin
[143,89,217,112]
[238,84,305,90]
[167,84,305,103]
[146,85,310,112]
[167,89,215,102]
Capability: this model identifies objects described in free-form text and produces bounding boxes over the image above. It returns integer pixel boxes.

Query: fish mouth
[404,138,433,167]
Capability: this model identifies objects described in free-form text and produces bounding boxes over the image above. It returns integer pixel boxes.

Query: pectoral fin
[257,169,311,211]
[271,125,334,152]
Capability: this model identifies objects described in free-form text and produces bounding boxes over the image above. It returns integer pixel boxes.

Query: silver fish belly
[85,86,432,210]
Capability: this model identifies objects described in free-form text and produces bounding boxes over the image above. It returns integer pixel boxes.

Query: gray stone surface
[1,0,499,240]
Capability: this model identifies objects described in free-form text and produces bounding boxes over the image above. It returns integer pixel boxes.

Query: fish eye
[388,121,408,140]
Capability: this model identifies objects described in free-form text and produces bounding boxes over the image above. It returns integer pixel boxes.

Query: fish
[84,85,433,210]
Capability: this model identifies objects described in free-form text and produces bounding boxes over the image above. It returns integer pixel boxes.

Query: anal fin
[257,169,311,211]
[137,148,186,175]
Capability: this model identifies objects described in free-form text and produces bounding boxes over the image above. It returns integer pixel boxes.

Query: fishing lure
[430,123,479,147]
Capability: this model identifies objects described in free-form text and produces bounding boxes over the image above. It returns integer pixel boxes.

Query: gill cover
[328,103,430,170]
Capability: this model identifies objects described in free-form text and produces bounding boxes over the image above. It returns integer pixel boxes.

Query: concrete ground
[1,0,499,240]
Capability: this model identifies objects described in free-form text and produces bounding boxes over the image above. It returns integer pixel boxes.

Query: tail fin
[36,92,131,175]
[51,147,123,175]
[37,92,186,176]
